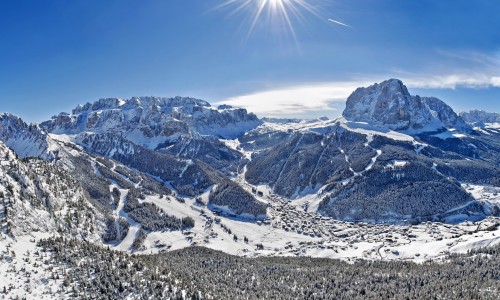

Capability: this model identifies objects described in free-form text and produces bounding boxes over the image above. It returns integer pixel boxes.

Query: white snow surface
[120,190,500,263]
[462,183,500,205]
[0,233,65,299]
[257,117,420,144]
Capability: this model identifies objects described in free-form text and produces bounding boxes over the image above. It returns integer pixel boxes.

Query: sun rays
[213,0,324,41]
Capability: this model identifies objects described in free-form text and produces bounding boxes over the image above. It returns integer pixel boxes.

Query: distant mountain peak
[343,79,470,132]
[71,96,211,115]
[460,109,500,126]
[41,96,262,147]
[343,79,428,130]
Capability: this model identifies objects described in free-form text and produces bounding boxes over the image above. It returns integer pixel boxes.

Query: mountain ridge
[41,95,261,143]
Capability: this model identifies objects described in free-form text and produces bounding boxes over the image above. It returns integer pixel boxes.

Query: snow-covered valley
[135,190,500,262]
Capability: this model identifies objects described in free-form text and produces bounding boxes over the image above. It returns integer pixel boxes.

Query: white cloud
[405,74,500,89]
[216,81,372,118]
[489,76,500,87]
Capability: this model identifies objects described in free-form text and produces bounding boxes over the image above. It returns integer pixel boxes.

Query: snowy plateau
[0,79,500,299]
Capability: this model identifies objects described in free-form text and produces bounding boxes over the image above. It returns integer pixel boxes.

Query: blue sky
[1,0,499,122]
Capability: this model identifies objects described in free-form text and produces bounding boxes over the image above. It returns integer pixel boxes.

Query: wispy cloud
[216,81,370,118]
[435,49,500,68]
[327,18,351,28]
[405,50,500,89]
[405,74,500,89]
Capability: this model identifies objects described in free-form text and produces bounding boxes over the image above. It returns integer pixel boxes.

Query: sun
[268,0,293,10]
[214,0,322,40]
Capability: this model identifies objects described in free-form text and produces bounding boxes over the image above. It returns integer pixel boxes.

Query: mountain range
[1,78,499,260]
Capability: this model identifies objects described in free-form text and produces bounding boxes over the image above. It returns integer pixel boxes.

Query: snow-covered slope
[243,117,498,222]
[421,96,470,132]
[0,113,53,159]
[0,140,103,239]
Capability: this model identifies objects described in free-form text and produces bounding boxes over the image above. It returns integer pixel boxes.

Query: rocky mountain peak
[379,78,410,96]
[41,96,262,147]
[0,113,51,159]
[71,96,211,115]
[343,79,470,132]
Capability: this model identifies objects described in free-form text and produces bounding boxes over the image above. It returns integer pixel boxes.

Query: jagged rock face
[343,79,470,132]
[41,96,262,148]
[422,97,469,131]
[460,110,500,125]
[343,79,433,130]
[40,96,256,172]
[0,113,51,159]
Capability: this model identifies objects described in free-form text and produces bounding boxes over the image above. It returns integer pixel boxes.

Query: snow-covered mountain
[343,79,470,132]
[460,109,500,126]
[41,96,261,148]
[0,113,53,159]
[40,96,261,174]
[242,79,498,222]
[0,139,103,239]
[244,118,499,222]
